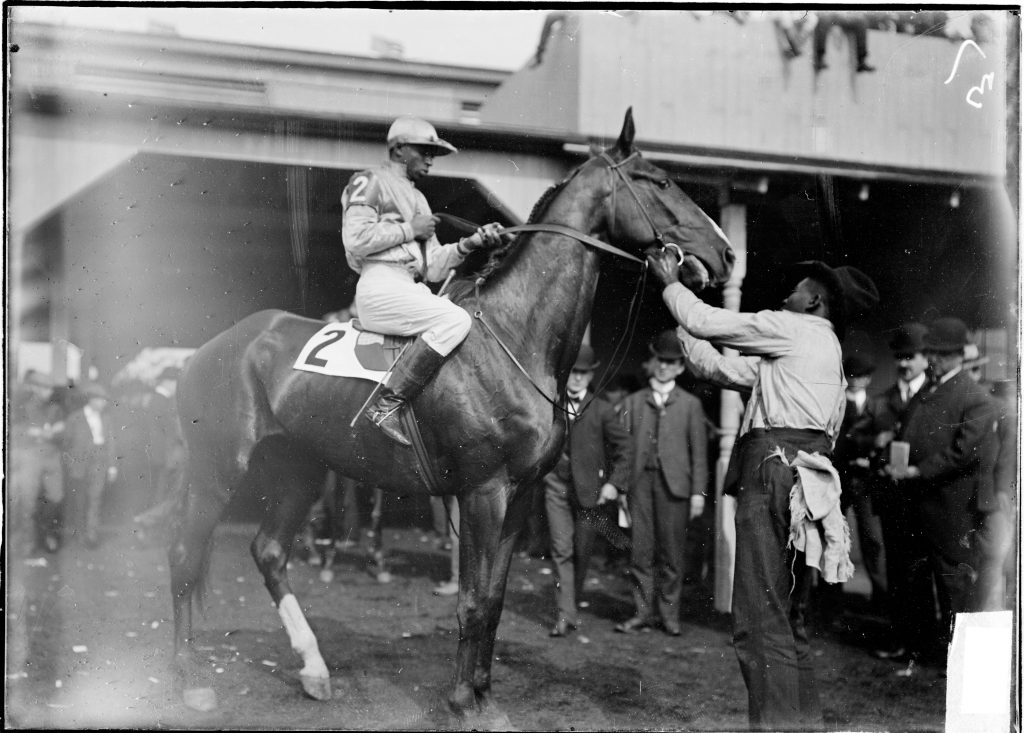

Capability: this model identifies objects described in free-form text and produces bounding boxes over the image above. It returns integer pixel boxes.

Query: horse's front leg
[470,482,534,708]
[448,481,524,728]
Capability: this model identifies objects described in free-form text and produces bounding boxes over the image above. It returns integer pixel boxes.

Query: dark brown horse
[168,109,734,724]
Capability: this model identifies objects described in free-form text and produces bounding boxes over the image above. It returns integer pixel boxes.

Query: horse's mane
[448,160,588,300]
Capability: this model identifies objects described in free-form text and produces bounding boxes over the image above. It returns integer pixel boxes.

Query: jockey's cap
[387,116,457,156]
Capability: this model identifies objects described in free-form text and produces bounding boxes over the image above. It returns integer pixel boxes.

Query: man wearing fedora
[10,370,67,560]
[543,344,632,637]
[860,323,941,671]
[887,317,999,642]
[648,251,878,730]
[615,330,708,637]
[64,382,118,548]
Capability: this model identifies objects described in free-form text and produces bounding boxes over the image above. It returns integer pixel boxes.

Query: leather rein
[444,151,681,419]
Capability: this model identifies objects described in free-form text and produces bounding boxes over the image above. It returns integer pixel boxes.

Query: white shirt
[83,405,105,445]
[898,372,927,404]
[664,281,846,441]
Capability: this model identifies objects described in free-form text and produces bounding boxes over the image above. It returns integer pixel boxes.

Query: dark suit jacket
[859,383,913,514]
[898,370,997,559]
[562,396,633,507]
[620,386,708,499]
[64,408,115,481]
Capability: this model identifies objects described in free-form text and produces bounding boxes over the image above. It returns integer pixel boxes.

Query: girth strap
[400,406,446,495]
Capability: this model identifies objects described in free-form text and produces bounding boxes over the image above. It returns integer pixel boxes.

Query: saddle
[349,320,410,372]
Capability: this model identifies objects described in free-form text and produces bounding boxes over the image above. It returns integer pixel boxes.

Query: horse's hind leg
[369,487,392,583]
[248,439,332,701]
[169,466,230,712]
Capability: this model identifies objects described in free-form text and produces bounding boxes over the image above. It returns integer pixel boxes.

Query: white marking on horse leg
[278,594,329,681]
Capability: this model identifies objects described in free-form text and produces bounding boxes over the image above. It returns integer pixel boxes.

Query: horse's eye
[658,179,672,189]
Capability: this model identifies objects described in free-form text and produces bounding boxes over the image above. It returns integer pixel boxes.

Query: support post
[713,202,747,614]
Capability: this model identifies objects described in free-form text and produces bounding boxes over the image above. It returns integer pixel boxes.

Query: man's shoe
[857,62,876,73]
[433,580,459,596]
[871,646,909,661]
[663,619,682,637]
[549,619,576,638]
[614,617,651,634]
[894,659,917,678]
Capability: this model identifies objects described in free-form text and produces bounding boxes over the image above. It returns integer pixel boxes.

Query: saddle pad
[293,320,407,381]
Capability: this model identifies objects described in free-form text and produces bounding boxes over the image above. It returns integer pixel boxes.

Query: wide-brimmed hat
[649,330,685,361]
[888,322,928,356]
[572,344,600,372]
[962,343,990,369]
[790,261,879,339]
[843,352,876,378]
[924,317,969,353]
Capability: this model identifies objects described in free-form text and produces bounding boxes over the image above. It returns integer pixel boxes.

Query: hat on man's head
[790,261,879,339]
[962,343,990,369]
[387,116,457,156]
[24,370,53,388]
[82,382,109,400]
[158,366,182,382]
[843,353,876,378]
[924,317,969,354]
[888,322,928,356]
[572,344,600,372]
[649,330,685,361]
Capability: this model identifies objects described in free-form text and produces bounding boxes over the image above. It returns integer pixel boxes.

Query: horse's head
[591,109,735,290]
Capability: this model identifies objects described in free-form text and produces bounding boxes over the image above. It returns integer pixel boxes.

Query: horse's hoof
[300,674,332,701]
[376,571,393,584]
[319,568,334,583]
[183,686,217,712]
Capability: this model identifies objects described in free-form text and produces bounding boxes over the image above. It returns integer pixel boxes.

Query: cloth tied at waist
[768,447,854,584]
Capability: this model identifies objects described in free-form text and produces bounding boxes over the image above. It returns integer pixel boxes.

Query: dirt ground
[6,519,948,731]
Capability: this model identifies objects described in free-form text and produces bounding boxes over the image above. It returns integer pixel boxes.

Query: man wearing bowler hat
[860,323,941,672]
[886,317,998,647]
[543,344,632,637]
[615,330,708,637]
[647,251,878,730]
[64,382,118,548]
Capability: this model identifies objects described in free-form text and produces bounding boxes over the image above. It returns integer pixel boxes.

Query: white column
[713,203,747,614]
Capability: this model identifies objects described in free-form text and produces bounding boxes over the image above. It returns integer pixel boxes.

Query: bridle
[446,149,689,418]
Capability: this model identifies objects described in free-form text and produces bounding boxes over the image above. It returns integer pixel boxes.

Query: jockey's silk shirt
[662,281,847,443]
[341,160,466,281]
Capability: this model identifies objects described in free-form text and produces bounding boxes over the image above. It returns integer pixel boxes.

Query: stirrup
[365,402,411,446]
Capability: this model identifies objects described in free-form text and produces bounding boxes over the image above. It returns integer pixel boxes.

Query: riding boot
[364,337,447,446]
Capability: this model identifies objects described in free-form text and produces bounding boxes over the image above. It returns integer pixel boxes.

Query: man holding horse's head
[647,250,878,731]
[342,116,506,445]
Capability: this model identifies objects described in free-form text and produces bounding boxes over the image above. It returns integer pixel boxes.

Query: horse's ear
[614,107,636,154]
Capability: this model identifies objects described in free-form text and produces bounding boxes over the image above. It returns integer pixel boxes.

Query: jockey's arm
[342,203,415,258]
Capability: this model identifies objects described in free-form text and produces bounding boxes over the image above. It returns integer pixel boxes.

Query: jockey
[342,115,505,445]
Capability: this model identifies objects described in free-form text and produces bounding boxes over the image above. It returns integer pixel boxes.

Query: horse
[167,108,735,724]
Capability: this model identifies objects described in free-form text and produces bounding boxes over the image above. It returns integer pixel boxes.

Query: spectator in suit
[886,317,998,655]
[64,382,118,548]
[973,370,1016,612]
[544,345,632,637]
[820,352,886,624]
[10,370,67,560]
[615,331,708,637]
[864,324,941,672]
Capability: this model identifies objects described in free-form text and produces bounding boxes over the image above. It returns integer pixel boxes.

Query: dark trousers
[627,467,688,624]
[731,428,829,731]
[876,494,939,657]
[814,12,869,66]
[544,472,603,625]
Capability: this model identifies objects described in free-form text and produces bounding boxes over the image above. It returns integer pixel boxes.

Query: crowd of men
[10,365,185,564]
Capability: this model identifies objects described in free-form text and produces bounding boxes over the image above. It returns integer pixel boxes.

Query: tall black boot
[364,337,447,446]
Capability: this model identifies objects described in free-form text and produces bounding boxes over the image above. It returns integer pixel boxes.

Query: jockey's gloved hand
[459,223,505,253]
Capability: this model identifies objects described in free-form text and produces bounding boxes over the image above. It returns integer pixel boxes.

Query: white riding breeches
[355,263,471,357]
